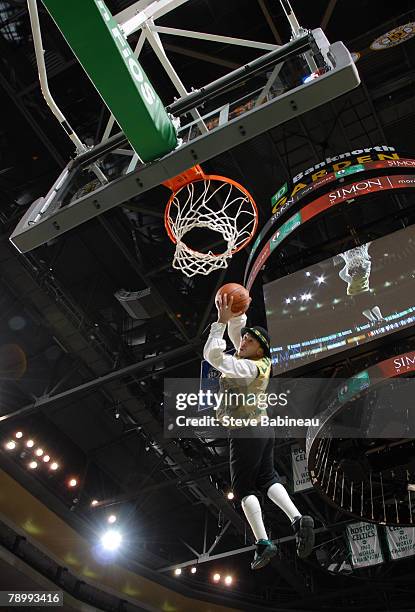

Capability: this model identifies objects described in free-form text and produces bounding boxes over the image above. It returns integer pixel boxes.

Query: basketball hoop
[164,166,258,277]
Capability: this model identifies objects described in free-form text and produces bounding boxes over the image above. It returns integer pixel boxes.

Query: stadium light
[100,529,122,551]
[28,461,38,469]
[15,431,23,439]
[5,440,16,450]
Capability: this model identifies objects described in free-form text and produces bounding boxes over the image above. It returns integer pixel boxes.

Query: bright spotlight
[28,461,38,469]
[190,567,197,574]
[100,529,122,551]
[26,439,34,448]
[5,440,16,450]
[50,462,59,471]
[91,499,99,507]
[316,275,326,285]
[43,455,50,463]
[285,298,291,304]
[224,575,233,586]
[107,514,117,524]
[213,573,221,583]
[305,271,311,277]
[35,448,44,457]
[174,568,182,576]
[15,431,23,439]
[68,478,77,487]
[226,491,234,500]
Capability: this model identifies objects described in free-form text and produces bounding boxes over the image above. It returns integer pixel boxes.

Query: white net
[165,178,257,277]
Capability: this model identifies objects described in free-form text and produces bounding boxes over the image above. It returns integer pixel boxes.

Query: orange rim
[162,164,205,192]
[164,174,258,256]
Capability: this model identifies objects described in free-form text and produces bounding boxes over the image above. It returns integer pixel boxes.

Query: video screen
[264,224,415,374]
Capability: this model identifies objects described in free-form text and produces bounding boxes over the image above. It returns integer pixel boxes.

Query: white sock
[371,306,383,320]
[241,495,268,542]
[267,483,300,522]
[362,309,376,322]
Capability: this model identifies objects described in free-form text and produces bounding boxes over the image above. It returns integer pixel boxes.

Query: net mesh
[165,178,257,277]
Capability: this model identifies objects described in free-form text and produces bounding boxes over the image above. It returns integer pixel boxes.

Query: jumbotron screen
[264,223,415,374]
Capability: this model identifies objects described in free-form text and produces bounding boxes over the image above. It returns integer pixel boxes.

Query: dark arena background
[0,1,415,611]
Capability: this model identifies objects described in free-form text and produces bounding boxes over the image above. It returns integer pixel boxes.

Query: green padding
[42,0,177,162]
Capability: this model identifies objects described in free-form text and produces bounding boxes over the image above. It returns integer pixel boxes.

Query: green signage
[42,0,177,162]
[334,164,365,178]
[270,212,301,252]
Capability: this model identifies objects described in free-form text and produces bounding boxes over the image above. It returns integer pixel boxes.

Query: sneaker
[292,515,315,559]
[251,539,277,570]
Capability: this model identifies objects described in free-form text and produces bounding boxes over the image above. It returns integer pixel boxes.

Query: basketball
[216,283,250,314]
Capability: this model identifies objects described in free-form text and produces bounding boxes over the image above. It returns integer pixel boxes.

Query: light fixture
[91,499,99,507]
[50,462,59,471]
[100,529,122,551]
[15,431,23,439]
[28,461,38,469]
[285,298,291,304]
[68,478,78,487]
[107,514,117,524]
[316,275,326,285]
[226,491,234,500]
[213,573,221,583]
[224,575,233,586]
[305,271,311,277]
[190,567,197,574]
[43,455,50,463]
[35,448,44,457]
[174,568,182,576]
[5,440,16,450]
[26,439,34,448]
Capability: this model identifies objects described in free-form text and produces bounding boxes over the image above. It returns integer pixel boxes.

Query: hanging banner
[385,526,415,560]
[291,443,313,492]
[347,522,383,568]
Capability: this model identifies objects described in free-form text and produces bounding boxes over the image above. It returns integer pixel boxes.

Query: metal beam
[320,0,337,30]
[10,38,360,253]
[0,344,194,424]
[163,42,239,69]
[97,215,195,346]
[152,25,280,51]
[0,59,65,168]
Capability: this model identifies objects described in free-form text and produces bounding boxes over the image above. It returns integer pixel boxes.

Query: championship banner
[291,443,313,492]
[347,522,384,568]
[385,526,415,560]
